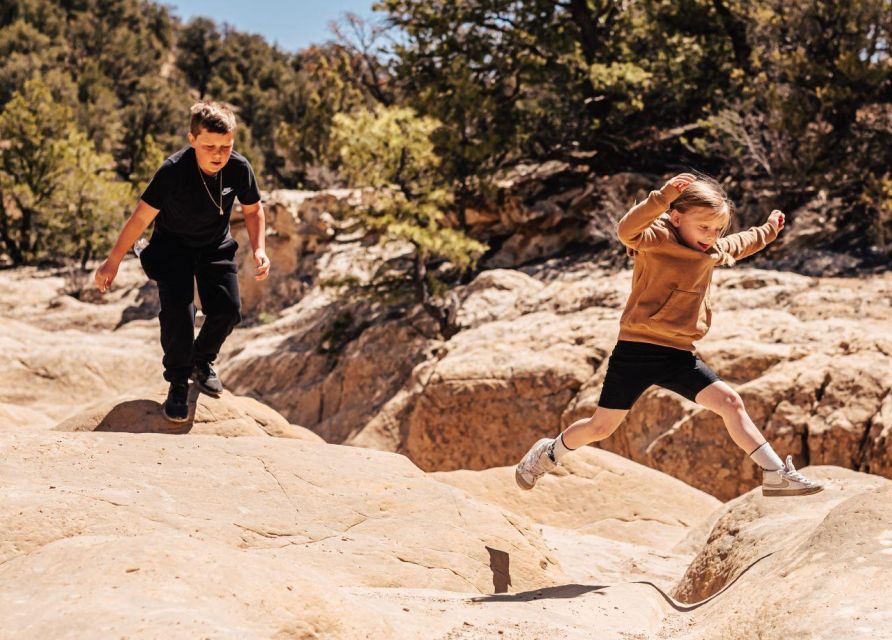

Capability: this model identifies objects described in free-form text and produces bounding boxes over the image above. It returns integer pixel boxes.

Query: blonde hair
[668,174,740,265]
[189,101,237,136]
[671,175,733,235]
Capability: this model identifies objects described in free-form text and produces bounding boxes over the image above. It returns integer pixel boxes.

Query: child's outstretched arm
[94,199,160,293]
[717,209,784,262]
[617,173,695,251]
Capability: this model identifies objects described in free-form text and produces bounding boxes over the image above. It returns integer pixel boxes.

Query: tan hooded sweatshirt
[616,190,779,351]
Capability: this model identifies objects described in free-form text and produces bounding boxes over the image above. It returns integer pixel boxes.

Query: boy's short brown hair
[189,101,237,136]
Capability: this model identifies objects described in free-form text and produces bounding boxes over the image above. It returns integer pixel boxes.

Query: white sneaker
[762,455,824,497]
[515,438,557,490]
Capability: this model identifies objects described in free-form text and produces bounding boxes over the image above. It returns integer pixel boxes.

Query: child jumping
[515,173,822,497]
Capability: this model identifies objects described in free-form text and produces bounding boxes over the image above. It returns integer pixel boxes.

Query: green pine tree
[0,76,133,265]
[332,105,488,337]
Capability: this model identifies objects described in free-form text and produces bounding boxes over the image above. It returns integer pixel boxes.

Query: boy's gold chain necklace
[196,156,224,216]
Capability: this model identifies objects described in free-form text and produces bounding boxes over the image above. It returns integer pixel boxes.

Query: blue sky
[169,1,382,52]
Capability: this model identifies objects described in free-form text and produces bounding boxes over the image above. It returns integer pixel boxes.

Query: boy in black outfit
[95,102,270,422]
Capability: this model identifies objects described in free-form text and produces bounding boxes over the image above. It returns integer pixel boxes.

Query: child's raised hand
[768,209,785,231]
[660,173,697,201]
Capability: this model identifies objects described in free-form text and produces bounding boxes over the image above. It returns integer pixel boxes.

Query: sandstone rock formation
[0,430,568,638]
[0,401,53,430]
[433,447,721,590]
[220,254,891,502]
[1,239,889,505]
[0,260,158,332]
[0,315,158,422]
[1,427,889,638]
[665,468,892,639]
[53,388,322,440]
[230,188,380,317]
[1,256,889,637]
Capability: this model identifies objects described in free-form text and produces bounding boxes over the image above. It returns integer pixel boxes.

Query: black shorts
[597,340,721,410]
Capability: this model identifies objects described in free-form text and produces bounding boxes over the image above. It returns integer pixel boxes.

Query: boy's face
[670,207,726,252]
[188,127,234,175]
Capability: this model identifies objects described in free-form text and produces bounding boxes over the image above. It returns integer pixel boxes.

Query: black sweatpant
[139,235,241,384]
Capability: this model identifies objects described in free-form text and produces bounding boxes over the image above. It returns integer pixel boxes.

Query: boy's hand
[768,209,785,232]
[94,258,119,293]
[660,173,697,201]
[254,249,271,281]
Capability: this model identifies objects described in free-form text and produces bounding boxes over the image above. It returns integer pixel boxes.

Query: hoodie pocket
[649,289,704,337]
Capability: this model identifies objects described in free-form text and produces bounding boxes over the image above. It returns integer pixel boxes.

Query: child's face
[188,127,235,175]
[670,207,726,252]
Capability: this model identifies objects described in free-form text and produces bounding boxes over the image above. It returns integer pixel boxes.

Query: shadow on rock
[471,583,607,603]
[116,281,160,328]
[52,386,323,440]
[86,388,201,434]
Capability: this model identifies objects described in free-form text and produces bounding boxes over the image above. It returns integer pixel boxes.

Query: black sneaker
[192,361,223,396]
[162,382,190,422]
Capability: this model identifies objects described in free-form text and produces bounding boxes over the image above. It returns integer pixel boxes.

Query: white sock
[750,442,784,471]
[548,433,575,463]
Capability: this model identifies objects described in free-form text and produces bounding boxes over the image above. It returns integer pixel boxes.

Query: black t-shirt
[141,147,261,248]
